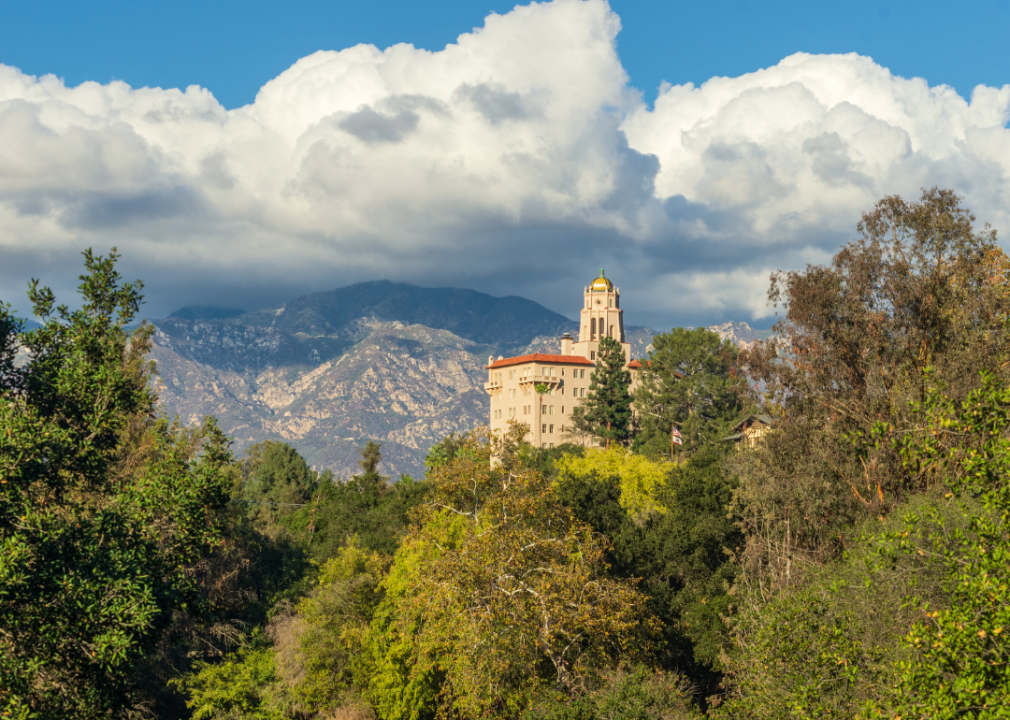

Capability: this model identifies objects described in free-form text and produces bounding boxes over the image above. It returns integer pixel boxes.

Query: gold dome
[590,268,613,292]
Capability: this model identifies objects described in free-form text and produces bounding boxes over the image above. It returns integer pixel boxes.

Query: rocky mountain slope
[707,321,773,350]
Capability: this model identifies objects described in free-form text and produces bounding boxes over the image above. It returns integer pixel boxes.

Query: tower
[571,269,631,364]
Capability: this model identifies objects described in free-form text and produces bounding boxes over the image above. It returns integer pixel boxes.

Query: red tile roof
[628,359,644,368]
[485,353,595,369]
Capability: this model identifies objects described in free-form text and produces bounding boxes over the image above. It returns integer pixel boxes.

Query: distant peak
[166,306,246,320]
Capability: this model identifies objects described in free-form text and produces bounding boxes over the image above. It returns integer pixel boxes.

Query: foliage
[240,440,321,539]
[556,445,741,694]
[716,492,960,720]
[308,442,428,559]
[0,250,233,718]
[738,188,1010,584]
[634,327,746,457]
[555,448,669,522]
[582,336,633,449]
[524,665,698,720]
[268,539,389,717]
[425,432,472,474]
[365,424,658,719]
[862,371,1010,718]
[177,638,283,720]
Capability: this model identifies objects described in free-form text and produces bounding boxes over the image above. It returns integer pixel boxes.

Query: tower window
[590,318,596,338]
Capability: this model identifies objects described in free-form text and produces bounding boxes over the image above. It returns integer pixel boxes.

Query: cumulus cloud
[0,0,1007,328]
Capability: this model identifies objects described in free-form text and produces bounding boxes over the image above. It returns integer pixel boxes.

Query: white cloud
[0,0,1008,328]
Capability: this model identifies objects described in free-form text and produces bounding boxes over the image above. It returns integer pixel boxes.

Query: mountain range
[145,281,761,479]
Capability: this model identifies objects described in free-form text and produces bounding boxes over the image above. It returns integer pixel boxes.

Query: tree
[240,440,319,539]
[308,441,427,558]
[634,327,746,456]
[0,249,233,718]
[738,188,1010,583]
[365,425,658,719]
[583,336,633,449]
[556,445,742,697]
[866,371,1010,718]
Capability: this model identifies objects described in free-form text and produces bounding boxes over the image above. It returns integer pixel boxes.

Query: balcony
[518,374,562,388]
[483,379,503,393]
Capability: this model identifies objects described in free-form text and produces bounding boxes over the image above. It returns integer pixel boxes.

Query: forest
[3,187,1010,719]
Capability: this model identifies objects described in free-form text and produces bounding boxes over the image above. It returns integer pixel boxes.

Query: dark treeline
[4,188,1010,719]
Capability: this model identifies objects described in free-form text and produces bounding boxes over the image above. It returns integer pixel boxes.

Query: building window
[542,424,547,434]
[581,369,586,378]
[549,406,554,415]
[580,388,585,397]
[550,443,554,448]
[542,443,547,448]
[561,369,565,376]
[549,424,554,433]
[590,351,595,361]
[561,406,565,413]
[542,405,547,414]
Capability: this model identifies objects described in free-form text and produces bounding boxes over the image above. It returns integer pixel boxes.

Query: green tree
[583,336,633,449]
[739,188,1010,584]
[241,440,320,538]
[308,441,427,558]
[366,426,658,719]
[864,371,1010,718]
[556,445,742,697]
[715,492,958,720]
[0,249,233,718]
[634,327,746,456]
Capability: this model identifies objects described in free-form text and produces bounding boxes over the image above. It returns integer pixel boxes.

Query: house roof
[485,353,595,369]
[731,413,775,433]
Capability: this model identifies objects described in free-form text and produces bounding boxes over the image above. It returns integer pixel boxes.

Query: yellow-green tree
[366,424,658,719]
[554,447,670,522]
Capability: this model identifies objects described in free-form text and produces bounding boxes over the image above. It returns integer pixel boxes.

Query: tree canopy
[580,336,632,449]
[634,327,746,456]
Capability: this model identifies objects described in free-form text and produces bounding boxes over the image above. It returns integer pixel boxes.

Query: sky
[1,0,1009,329]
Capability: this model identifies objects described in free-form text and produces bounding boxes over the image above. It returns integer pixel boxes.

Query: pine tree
[583,335,633,449]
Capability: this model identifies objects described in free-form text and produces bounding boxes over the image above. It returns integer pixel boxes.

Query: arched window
[591,318,596,338]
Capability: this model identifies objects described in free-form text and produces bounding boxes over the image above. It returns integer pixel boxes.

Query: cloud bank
[1,0,1008,328]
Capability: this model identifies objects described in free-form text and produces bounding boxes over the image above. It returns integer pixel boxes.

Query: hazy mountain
[167,306,247,320]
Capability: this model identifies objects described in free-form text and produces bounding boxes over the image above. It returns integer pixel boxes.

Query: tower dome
[589,268,613,292]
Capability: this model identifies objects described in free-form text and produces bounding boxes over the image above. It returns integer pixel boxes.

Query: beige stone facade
[485,270,642,448]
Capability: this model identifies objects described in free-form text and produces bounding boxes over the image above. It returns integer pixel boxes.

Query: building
[724,414,774,449]
[485,270,642,448]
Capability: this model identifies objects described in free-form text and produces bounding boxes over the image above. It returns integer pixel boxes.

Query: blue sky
[4,0,1008,110]
[0,0,1009,328]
